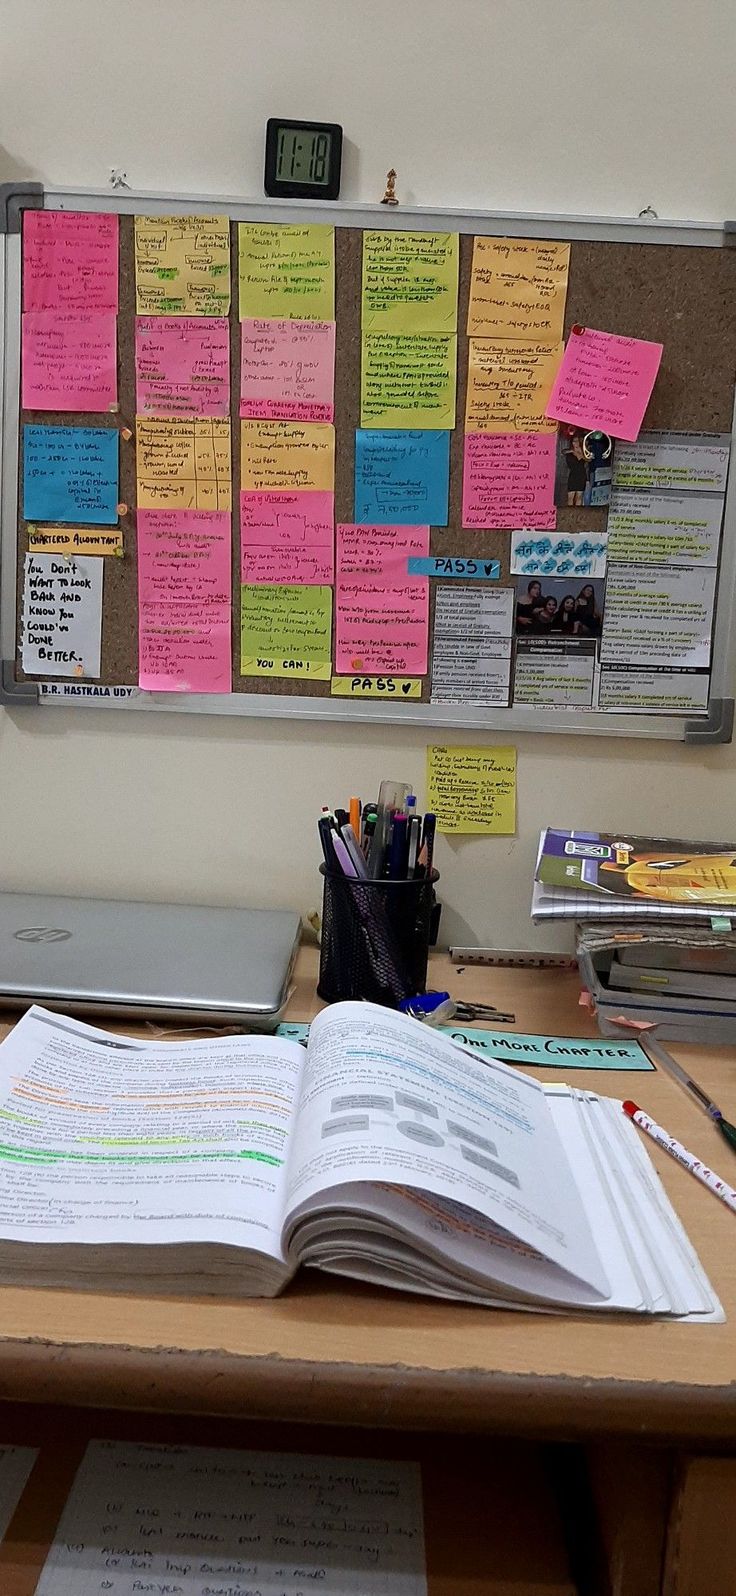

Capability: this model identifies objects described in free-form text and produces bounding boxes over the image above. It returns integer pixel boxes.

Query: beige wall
[1,0,734,949]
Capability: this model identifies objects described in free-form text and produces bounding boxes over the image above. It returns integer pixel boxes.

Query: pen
[407,815,421,877]
[331,832,358,878]
[317,815,338,868]
[623,1100,736,1215]
[334,807,349,829]
[421,812,436,875]
[339,822,368,878]
[349,796,361,835]
[388,814,409,879]
[640,1036,736,1156]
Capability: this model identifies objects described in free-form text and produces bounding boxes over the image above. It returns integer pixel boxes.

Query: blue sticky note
[24,425,119,525]
[354,429,450,526]
[408,556,500,580]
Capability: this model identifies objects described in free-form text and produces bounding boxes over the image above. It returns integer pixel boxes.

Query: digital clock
[264,118,343,201]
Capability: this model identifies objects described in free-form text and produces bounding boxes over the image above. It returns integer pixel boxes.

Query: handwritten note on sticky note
[362,231,459,332]
[463,432,557,529]
[337,522,429,580]
[240,318,335,421]
[134,214,230,316]
[241,583,332,677]
[135,317,230,416]
[22,553,103,678]
[354,429,450,526]
[427,744,517,834]
[136,417,231,509]
[24,425,119,524]
[22,311,117,411]
[546,326,663,442]
[137,508,231,692]
[240,490,334,584]
[240,420,335,492]
[336,577,429,675]
[361,332,456,428]
[466,340,561,433]
[331,675,422,698]
[27,525,123,557]
[467,236,570,340]
[23,210,118,312]
[239,223,335,320]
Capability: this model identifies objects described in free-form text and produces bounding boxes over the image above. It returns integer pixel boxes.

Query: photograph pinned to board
[554,424,613,508]
[515,575,604,639]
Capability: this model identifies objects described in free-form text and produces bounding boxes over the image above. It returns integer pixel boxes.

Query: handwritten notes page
[361,332,456,428]
[612,431,731,493]
[362,230,459,331]
[467,236,570,340]
[137,509,231,692]
[134,214,230,316]
[607,490,722,566]
[136,417,231,509]
[431,588,514,706]
[465,340,561,432]
[546,326,663,442]
[354,429,450,526]
[23,210,118,312]
[462,432,556,529]
[22,553,103,677]
[241,490,334,584]
[241,420,335,492]
[23,425,119,524]
[335,523,429,675]
[22,310,117,411]
[426,744,517,834]
[241,584,333,677]
[239,222,335,320]
[135,317,230,416]
[240,318,336,421]
[35,1440,427,1596]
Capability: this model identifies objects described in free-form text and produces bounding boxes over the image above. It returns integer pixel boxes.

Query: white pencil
[623,1100,736,1215]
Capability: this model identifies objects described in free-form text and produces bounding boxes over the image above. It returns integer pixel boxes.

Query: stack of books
[533,829,736,1041]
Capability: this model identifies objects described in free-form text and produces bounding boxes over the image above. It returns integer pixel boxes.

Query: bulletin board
[2,183,736,741]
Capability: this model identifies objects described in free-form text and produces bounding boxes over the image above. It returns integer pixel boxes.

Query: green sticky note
[361,332,457,429]
[240,584,332,679]
[711,915,732,931]
[362,231,459,333]
[238,222,335,321]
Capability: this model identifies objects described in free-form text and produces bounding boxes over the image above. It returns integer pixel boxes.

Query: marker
[349,796,361,835]
[388,814,409,879]
[407,815,421,876]
[339,822,368,878]
[331,832,358,878]
[317,816,338,868]
[623,1100,736,1216]
[420,811,436,875]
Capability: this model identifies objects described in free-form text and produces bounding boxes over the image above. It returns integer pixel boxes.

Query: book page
[0,1446,37,1541]
[36,1439,426,1596]
[287,1003,609,1290]
[0,1006,305,1259]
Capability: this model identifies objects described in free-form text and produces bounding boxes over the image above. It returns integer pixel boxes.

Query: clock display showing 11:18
[264,118,343,200]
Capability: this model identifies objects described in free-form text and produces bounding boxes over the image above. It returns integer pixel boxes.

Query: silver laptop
[0,892,301,1027]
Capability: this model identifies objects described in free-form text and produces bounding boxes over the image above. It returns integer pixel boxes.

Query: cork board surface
[15,214,736,698]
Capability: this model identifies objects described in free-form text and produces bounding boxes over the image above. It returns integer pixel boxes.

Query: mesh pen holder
[318,865,440,1007]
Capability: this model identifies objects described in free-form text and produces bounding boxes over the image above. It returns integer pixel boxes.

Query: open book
[0,1003,720,1319]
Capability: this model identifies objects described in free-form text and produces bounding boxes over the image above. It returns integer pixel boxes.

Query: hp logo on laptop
[14,927,72,943]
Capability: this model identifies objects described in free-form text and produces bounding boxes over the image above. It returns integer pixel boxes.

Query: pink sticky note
[22,311,117,411]
[240,490,334,584]
[135,318,231,417]
[240,318,335,422]
[137,509,232,693]
[337,523,430,580]
[462,433,557,530]
[23,210,118,312]
[335,578,429,675]
[545,326,663,443]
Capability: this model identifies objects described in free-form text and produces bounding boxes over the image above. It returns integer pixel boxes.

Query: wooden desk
[0,949,733,1445]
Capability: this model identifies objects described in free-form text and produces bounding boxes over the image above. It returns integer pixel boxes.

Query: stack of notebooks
[533,828,736,1041]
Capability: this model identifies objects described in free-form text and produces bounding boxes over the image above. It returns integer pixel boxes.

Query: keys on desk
[400,991,516,1026]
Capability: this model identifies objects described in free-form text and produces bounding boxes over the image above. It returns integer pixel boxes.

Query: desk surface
[0,948,734,1443]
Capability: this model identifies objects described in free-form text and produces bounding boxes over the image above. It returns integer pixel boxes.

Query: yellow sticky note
[361,333,456,429]
[136,418,232,509]
[241,584,332,678]
[27,526,123,556]
[467,237,570,340]
[238,223,335,321]
[465,339,562,433]
[362,231,459,332]
[426,745,517,834]
[240,420,335,492]
[330,675,422,698]
[134,215,231,316]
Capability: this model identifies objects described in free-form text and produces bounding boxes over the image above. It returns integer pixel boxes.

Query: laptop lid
[0,893,301,1026]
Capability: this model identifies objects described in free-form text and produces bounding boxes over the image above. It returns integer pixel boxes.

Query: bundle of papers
[0,1002,720,1320]
[533,827,736,921]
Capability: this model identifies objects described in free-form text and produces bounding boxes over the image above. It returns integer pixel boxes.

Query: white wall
[1,0,735,949]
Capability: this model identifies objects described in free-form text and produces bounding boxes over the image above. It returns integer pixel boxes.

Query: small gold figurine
[381,169,399,206]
